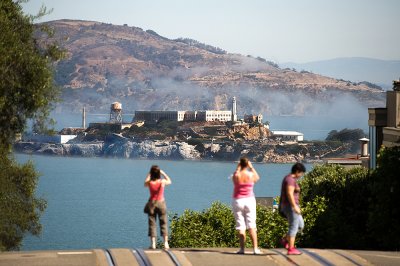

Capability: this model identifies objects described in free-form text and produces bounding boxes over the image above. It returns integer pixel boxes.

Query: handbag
[144,182,162,215]
[144,200,155,215]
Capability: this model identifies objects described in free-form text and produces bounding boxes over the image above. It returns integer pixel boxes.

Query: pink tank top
[149,181,165,201]
[233,179,255,199]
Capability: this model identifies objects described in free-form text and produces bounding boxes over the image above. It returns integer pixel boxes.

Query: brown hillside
[41,20,384,115]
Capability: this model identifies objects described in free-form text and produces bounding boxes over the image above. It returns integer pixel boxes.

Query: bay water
[15,153,312,251]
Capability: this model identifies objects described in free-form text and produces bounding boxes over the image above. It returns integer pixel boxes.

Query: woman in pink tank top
[231,157,262,255]
[144,165,172,249]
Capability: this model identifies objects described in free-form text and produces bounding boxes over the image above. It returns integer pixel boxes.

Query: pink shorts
[232,196,257,231]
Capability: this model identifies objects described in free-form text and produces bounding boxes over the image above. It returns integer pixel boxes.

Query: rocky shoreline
[14,138,352,163]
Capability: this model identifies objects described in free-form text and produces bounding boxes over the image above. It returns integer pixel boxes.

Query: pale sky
[22,0,400,63]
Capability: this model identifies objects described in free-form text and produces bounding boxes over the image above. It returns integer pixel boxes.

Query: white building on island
[134,97,238,122]
[271,131,304,142]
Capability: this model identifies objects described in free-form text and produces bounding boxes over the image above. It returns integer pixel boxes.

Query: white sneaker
[150,237,156,249]
[253,248,262,255]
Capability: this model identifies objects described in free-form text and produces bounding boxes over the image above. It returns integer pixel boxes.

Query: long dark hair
[150,165,161,181]
[239,157,249,169]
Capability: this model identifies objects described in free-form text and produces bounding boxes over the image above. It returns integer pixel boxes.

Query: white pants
[232,197,257,231]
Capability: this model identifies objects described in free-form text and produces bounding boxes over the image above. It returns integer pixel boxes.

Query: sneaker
[236,250,245,254]
[287,247,302,255]
[253,248,262,255]
[164,242,170,250]
[280,237,289,249]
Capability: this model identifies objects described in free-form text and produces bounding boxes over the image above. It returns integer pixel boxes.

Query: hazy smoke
[56,63,379,139]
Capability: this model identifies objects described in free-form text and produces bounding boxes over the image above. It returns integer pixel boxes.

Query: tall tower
[82,107,86,129]
[231,96,237,122]
[110,102,123,124]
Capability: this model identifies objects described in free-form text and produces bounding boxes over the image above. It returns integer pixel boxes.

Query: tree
[0,155,46,251]
[325,128,365,143]
[368,146,400,250]
[300,164,371,249]
[325,128,366,153]
[0,0,63,250]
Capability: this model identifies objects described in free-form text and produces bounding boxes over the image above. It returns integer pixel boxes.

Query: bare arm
[160,170,172,186]
[248,161,260,183]
[232,163,241,183]
[144,174,151,187]
[286,185,301,214]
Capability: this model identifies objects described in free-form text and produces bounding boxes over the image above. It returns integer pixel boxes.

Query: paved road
[1,248,399,266]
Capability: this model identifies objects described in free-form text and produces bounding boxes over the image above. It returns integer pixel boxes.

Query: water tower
[110,102,122,124]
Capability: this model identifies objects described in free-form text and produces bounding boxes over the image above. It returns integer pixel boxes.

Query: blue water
[15,154,312,251]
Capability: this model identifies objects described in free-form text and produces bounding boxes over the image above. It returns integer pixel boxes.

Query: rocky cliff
[14,139,351,163]
[14,140,201,160]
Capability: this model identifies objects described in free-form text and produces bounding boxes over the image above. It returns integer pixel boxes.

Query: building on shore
[323,138,371,169]
[244,114,263,124]
[332,79,400,169]
[134,110,187,122]
[88,122,132,132]
[134,97,238,123]
[24,134,77,144]
[368,80,400,168]
[197,110,232,122]
[271,130,304,142]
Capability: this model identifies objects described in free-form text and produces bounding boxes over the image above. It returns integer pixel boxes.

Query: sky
[22,0,400,63]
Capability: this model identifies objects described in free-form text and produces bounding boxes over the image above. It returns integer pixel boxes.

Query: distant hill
[281,57,400,90]
[40,20,385,117]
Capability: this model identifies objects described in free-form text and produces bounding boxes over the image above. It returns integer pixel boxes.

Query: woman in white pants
[231,157,261,255]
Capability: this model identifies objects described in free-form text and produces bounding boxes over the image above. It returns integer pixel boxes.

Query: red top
[233,172,255,199]
[148,181,165,201]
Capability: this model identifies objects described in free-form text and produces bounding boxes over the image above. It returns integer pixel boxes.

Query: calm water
[15,154,312,250]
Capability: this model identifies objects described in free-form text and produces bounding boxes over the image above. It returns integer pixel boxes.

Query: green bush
[169,201,236,248]
[299,164,370,248]
[297,196,327,246]
[169,197,327,249]
[258,196,327,248]
[299,148,399,250]
[255,204,287,248]
[368,146,400,250]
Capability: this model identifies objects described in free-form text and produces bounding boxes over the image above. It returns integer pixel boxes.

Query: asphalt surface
[0,247,399,266]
